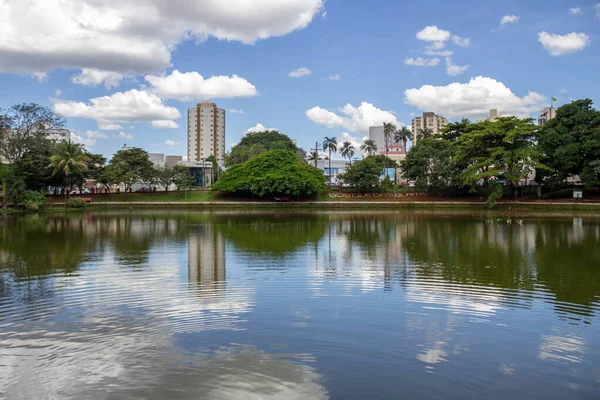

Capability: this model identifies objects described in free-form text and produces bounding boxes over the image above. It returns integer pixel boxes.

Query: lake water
[1,210,599,399]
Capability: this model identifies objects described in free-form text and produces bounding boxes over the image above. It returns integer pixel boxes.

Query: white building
[411,112,449,144]
[188,101,225,167]
[368,126,407,160]
[316,159,349,184]
[148,153,165,167]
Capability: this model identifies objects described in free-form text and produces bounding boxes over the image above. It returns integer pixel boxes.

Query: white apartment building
[188,101,225,167]
[411,112,449,144]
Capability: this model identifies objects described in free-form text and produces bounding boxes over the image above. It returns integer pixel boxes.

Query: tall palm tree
[382,122,396,157]
[360,139,377,156]
[322,137,338,182]
[418,127,433,141]
[339,141,355,165]
[306,150,321,168]
[394,126,412,153]
[49,140,89,206]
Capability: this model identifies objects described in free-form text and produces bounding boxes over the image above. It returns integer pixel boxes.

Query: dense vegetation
[225,130,300,166]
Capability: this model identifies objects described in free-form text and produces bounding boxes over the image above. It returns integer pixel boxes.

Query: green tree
[225,130,300,166]
[157,166,175,192]
[105,147,154,200]
[360,139,378,156]
[213,150,326,198]
[0,103,65,164]
[400,137,457,194]
[382,122,396,158]
[537,99,600,188]
[441,118,472,142]
[205,155,221,184]
[393,126,412,152]
[0,164,20,210]
[339,141,356,165]
[418,127,433,141]
[48,141,89,205]
[322,137,338,182]
[306,150,322,167]
[338,155,396,190]
[173,165,195,190]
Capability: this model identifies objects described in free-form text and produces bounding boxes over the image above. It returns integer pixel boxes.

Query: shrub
[16,191,47,212]
[67,198,86,208]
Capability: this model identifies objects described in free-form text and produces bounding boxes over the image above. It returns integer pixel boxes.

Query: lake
[1,210,599,399]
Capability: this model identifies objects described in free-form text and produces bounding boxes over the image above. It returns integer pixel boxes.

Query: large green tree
[48,140,89,205]
[338,155,396,190]
[225,130,300,166]
[105,147,154,199]
[213,149,326,198]
[339,141,355,165]
[537,99,600,188]
[400,137,457,194]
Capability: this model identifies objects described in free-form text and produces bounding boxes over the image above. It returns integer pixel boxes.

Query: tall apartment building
[538,107,557,126]
[411,112,449,144]
[188,101,225,166]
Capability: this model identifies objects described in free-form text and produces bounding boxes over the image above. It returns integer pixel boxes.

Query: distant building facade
[316,159,349,184]
[411,112,449,144]
[486,109,499,122]
[187,101,225,166]
[165,155,183,168]
[148,153,165,167]
[538,107,557,126]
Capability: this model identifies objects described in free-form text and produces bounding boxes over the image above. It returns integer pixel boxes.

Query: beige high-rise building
[188,101,225,166]
[411,112,449,144]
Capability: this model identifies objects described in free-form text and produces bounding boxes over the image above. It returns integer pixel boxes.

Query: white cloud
[164,139,178,147]
[327,73,340,80]
[54,89,61,97]
[229,108,245,114]
[452,35,470,47]
[405,57,440,67]
[31,72,48,83]
[538,32,590,55]
[416,26,451,42]
[445,58,469,76]
[0,0,324,75]
[289,67,312,78]
[306,102,400,134]
[404,76,547,119]
[559,88,568,93]
[53,89,181,125]
[244,123,278,134]
[424,48,453,57]
[500,15,520,25]
[98,123,124,131]
[71,69,124,88]
[596,4,600,19]
[569,7,581,15]
[86,130,110,139]
[71,132,95,148]
[151,120,179,129]
[145,70,257,101]
[118,132,133,140]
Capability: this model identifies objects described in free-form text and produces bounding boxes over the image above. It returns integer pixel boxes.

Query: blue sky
[1,0,599,159]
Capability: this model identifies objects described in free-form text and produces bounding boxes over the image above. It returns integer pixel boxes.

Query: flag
[551,97,557,102]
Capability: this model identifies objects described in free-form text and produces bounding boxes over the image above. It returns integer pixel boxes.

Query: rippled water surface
[1,210,600,399]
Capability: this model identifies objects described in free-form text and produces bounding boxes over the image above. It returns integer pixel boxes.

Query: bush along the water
[16,191,47,212]
[67,198,86,209]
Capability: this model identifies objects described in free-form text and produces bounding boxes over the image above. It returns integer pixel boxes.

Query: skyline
[1,0,599,159]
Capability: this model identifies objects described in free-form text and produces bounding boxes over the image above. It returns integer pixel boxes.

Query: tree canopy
[338,155,396,190]
[104,147,154,197]
[213,149,326,197]
[225,130,300,166]
[400,137,457,193]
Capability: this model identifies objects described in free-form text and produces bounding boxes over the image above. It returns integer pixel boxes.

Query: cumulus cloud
[118,132,133,140]
[229,109,245,114]
[327,73,340,80]
[538,32,590,55]
[306,102,400,134]
[71,132,95,148]
[337,132,367,154]
[416,26,451,42]
[145,70,257,101]
[164,139,178,147]
[405,57,440,67]
[404,76,547,119]
[452,36,470,47]
[71,69,124,88]
[98,123,124,131]
[53,89,181,126]
[500,15,520,25]
[151,120,179,129]
[289,67,312,78]
[445,58,469,76]
[569,7,581,15]
[86,130,110,139]
[244,123,278,134]
[0,0,324,75]
[424,48,453,57]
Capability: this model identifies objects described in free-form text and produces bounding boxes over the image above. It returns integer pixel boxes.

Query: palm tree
[339,141,355,166]
[49,140,89,206]
[360,139,377,156]
[306,150,321,168]
[418,127,433,141]
[382,122,396,157]
[322,137,338,182]
[394,126,412,153]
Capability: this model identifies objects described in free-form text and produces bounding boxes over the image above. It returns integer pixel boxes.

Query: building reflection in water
[188,223,226,294]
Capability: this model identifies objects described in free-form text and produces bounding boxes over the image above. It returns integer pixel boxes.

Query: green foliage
[487,179,503,209]
[225,130,300,166]
[213,149,326,197]
[537,99,600,188]
[360,139,377,156]
[400,137,457,193]
[338,155,396,190]
[380,175,394,192]
[394,126,412,151]
[16,191,47,212]
[172,165,196,189]
[67,198,86,208]
[339,141,356,164]
[105,147,154,194]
